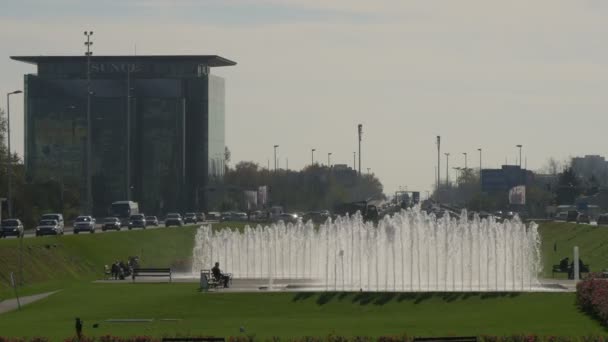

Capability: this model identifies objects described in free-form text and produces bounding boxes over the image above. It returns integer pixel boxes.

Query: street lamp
[516,144,523,168]
[311,148,316,165]
[328,152,332,167]
[6,90,22,218]
[353,152,356,170]
[273,145,279,172]
[462,152,467,170]
[84,30,94,215]
[478,148,482,189]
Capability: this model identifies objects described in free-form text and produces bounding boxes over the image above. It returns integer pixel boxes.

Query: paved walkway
[0,291,60,314]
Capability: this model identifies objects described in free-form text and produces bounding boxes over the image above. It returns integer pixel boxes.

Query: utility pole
[478,148,482,190]
[444,153,450,186]
[311,148,316,165]
[6,90,22,218]
[358,124,362,175]
[126,66,132,200]
[273,145,279,172]
[436,136,441,190]
[84,30,94,214]
[463,152,467,170]
[328,152,332,167]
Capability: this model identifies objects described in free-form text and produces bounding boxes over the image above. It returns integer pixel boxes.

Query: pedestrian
[75,317,83,340]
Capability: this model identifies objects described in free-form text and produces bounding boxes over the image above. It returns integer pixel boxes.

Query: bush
[576,273,608,325]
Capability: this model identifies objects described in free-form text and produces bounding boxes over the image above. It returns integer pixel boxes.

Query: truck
[109,201,139,227]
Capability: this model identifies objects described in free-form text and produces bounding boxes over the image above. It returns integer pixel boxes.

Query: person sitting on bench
[212,262,230,288]
[559,257,569,271]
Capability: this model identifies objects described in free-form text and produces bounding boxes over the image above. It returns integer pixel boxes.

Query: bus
[109,201,139,226]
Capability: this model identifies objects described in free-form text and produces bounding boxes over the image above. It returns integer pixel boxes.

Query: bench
[132,268,172,282]
[200,269,231,291]
[552,264,590,279]
[413,337,476,342]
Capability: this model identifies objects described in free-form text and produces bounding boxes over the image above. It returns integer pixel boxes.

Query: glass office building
[11,55,236,216]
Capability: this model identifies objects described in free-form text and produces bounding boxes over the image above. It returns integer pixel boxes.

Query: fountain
[191,208,542,291]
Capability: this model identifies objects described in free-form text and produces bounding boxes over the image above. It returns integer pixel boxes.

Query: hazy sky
[1,0,608,195]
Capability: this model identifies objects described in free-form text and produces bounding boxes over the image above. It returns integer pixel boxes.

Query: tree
[556,167,580,205]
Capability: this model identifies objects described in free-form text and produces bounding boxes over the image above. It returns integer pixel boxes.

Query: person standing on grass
[75,317,83,340]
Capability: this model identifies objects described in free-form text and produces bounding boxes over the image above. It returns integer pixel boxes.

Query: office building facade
[11,55,236,216]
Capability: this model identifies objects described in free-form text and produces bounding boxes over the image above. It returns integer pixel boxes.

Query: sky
[1,0,608,196]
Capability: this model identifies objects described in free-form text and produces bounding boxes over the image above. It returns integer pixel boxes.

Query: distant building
[11,55,236,216]
[481,165,534,193]
[571,155,608,185]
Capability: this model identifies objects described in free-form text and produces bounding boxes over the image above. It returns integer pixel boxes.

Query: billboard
[508,185,526,205]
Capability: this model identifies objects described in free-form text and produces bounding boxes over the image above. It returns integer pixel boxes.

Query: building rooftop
[10,55,236,67]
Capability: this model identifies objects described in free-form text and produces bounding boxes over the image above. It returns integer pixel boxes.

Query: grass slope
[0,226,198,299]
[538,222,608,277]
[0,285,604,339]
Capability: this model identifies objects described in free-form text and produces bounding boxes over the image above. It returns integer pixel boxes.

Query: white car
[35,219,63,236]
[73,216,96,234]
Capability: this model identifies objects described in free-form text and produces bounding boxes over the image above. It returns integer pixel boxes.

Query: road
[13,221,207,239]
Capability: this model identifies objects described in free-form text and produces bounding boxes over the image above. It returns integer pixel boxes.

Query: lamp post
[311,148,316,165]
[462,152,467,170]
[516,144,523,168]
[444,153,450,185]
[353,152,356,170]
[84,30,94,214]
[328,152,332,167]
[478,148,482,189]
[6,90,22,218]
[358,124,362,175]
[273,145,279,172]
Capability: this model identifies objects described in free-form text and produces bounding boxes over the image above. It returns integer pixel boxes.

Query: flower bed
[576,273,608,326]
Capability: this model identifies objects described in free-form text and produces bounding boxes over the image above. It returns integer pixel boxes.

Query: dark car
[102,217,121,231]
[145,216,159,226]
[577,213,591,224]
[184,212,198,224]
[165,213,183,227]
[35,219,62,236]
[128,214,147,230]
[74,216,96,234]
[1,219,24,238]
[597,214,608,226]
[566,210,579,222]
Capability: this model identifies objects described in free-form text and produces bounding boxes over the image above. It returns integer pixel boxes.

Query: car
[128,214,147,230]
[577,213,591,224]
[165,213,183,227]
[40,213,64,230]
[566,210,579,222]
[597,214,608,226]
[196,212,206,222]
[145,216,159,226]
[184,212,198,224]
[234,212,248,221]
[73,216,96,234]
[220,212,232,222]
[102,217,121,231]
[35,219,62,236]
[555,212,568,221]
[275,213,298,224]
[1,219,24,238]
[207,212,220,220]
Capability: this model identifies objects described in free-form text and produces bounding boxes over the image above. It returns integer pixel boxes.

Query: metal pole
[353,152,356,170]
[7,93,12,218]
[273,145,278,172]
[85,31,94,214]
[328,153,332,167]
[126,67,131,200]
[358,124,362,175]
[478,148,482,189]
[6,90,21,218]
[311,148,315,165]
[463,152,467,170]
[19,233,23,285]
[437,136,441,190]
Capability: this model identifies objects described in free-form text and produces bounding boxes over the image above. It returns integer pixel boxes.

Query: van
[40,213,64,230]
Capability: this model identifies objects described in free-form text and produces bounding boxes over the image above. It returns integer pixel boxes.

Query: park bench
[413,337,476,342]
[552,263,590,279]
[199,269,232,291]
[132,268,172,282]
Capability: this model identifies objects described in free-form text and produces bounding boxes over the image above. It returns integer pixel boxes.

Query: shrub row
[576,273,608,326]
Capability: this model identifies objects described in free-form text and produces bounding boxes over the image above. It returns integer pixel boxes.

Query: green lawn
[2,221,608,339]
[538,221,608,278]
[0,284,605,339]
